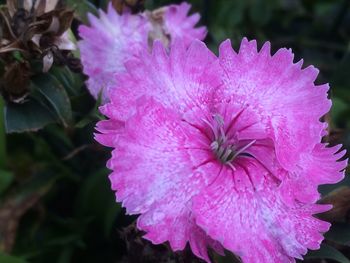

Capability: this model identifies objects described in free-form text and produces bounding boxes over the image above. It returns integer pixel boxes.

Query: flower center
[210,137,236,164]
[203,114,256,169]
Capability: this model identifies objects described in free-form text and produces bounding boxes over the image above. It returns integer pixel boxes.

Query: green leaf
[46,234,82,247]
[0,252,27,263]
[75,92,104,128]
[5,98,56,133]
[0,169,13,194]
[249,0,274,26]
[305,244,350,263]
[332,97,348,120]
[326,223,350,246]
[57,246,74,263]
[75,169,121,236]
[65,0,98,24]
[50,66,84,97]
[332,54,350,103]
[5,72,74,133]
[74,116,94,129]
[319,175,350,196]
[31,74,73,127]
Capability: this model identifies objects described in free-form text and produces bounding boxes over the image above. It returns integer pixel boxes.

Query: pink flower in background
[162,2,207,48]
[78,2,206,103]
[78,5,149,102]
[96,38,347,262]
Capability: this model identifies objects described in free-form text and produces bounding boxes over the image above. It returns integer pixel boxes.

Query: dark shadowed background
[0,0,350,262]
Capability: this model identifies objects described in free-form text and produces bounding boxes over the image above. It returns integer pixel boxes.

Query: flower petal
[108,97,222,260]
[193,159,331,263]
[94,119,124,147]
[102,40,221,121]
[218,38,331,170]
[164,2,207,47]
[246,141,347,204]
[78,4,150,102]
[280,143,347,203]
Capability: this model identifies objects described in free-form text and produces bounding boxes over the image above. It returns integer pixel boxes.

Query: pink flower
[78,2,206,103]
[96,39,347,262]
[78,5,149,102]
[162,2,207,48]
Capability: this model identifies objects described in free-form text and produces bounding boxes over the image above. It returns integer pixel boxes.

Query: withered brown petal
[42,50,54,72]
[23,0,58,16]
[145,9,170,49]
[0,9,18,45]
[6,0,17,17]
[37,9,74,36]
[319,186,350,223]
[111,0,145,14]
[44,0,59,13]
[57,9,74,36]
[1,60,31,103]
[0,194,40,252]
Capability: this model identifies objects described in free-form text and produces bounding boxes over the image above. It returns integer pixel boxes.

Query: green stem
[0,96,6,169]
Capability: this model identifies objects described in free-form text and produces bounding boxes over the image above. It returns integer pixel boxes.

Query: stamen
[202,118,218,140]
[213,114,224,126]
[227,162,236,171]
[214,114,226,141]
[232,140,256,160]
[203,114,257,166]
[217,145,225,159]
[210,141,219,151]
[221,148,233,162]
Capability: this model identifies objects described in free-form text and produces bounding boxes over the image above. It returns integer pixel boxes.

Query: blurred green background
[0,0,350,262]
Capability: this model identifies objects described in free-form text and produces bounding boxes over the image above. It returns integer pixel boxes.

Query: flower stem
[0,96,6,169]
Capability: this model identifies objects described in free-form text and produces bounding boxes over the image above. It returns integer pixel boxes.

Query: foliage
[0,0,350,262]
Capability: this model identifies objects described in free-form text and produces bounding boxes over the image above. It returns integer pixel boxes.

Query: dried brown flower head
[0,0,77,102]
[0,60,31,102]
[111,0,145,14]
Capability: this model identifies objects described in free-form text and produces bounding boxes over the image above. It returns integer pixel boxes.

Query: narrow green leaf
[0,169,13,194]
[326,223,350,246]
[65,0,98,24]
[5,98,56,133]
[50,66,83,97]
[306,244,350,263]
[74,116,94,129]
[31,74,73,127]
[0,252,27,263]
[75,169,121,236]
[319,175,350,196]
[57,246,74,263]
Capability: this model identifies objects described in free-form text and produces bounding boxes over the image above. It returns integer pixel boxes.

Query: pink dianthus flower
[96,39,347,262]
[78,2,206,103]
[162,2,207,48]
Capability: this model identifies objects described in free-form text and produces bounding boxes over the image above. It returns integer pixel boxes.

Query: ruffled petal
[280,143,347,203]
[102,40,221,121]
[78,4,150,102]
[94,119,124,147]
[246,140,347,204]
[193,159,331,263]
[164,2,207,47]
[139,210,224,262]
[108,97,222,261]
[218,38,331,170]
[79,2,207,103]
